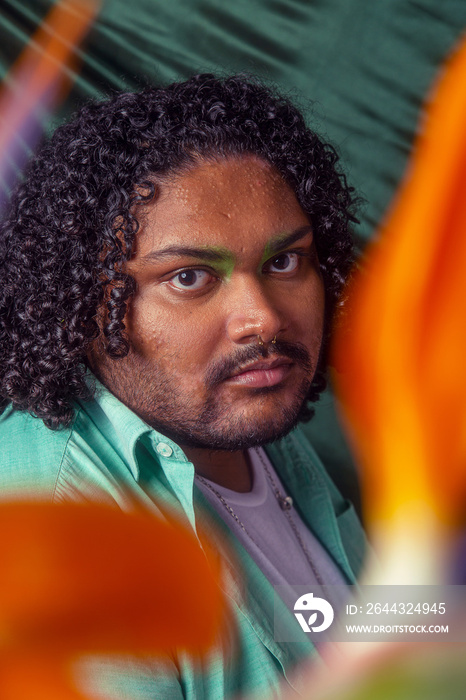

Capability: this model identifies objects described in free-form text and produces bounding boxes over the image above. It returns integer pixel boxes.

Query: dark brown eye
[169,269,212,290]
[268,253,299,273]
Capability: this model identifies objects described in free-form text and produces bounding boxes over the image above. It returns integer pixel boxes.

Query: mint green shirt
[0,381,366,699]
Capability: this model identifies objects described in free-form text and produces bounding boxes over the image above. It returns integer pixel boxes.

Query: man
[0,74,366,698]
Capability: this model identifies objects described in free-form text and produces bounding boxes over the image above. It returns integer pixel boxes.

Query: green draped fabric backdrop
[2,0,466,512]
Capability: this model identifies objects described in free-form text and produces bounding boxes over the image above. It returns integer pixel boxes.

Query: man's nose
[225,276,288,345]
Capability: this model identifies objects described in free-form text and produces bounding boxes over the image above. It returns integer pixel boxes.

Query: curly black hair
[0,74,358,429]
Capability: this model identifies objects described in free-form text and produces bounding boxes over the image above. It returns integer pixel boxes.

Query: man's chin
[147,401,306,452]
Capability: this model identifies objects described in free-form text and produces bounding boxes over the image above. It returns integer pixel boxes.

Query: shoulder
[0,404,73,500]
[0,402,136,505]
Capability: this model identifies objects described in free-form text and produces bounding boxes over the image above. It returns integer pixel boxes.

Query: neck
[183,446,252,492]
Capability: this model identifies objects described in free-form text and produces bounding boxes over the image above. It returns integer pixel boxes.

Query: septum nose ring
[257,335,277,346]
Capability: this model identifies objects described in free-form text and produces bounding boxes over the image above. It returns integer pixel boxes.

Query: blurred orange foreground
[333,34,466,537]
[0,501,224,699]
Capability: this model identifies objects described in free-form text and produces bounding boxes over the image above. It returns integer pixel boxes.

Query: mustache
[205,339,313,388]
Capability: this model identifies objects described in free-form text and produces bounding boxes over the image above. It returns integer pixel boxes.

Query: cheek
[312,280,326,326]
[298,278,326,344]
[126,306,162,353]
[127,300,222,371]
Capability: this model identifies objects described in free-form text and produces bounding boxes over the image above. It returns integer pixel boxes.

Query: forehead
[133,155,309,257]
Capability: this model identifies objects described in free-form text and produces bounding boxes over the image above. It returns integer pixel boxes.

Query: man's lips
[224,358,294,388]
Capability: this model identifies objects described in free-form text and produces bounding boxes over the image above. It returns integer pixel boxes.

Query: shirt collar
[82,376,197,529]
[85,375,191,477]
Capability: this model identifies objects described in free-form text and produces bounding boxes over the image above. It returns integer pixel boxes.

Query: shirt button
[156,442,173,458]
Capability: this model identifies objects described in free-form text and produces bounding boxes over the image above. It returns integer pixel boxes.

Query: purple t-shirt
[195,447,347,595]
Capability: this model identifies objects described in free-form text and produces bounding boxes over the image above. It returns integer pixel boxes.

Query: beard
[97,339,315,451]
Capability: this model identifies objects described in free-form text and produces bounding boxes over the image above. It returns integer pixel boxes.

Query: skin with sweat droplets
[90,155,325,490]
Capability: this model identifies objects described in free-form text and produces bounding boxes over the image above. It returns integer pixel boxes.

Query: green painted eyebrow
[141,245,236,278]
[141,245,235,264]
[142,226,313,263]
[140,225,313,280]
[260,225,313,265]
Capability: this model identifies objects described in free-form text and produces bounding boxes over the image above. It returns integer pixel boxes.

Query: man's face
[92,155,325,450]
